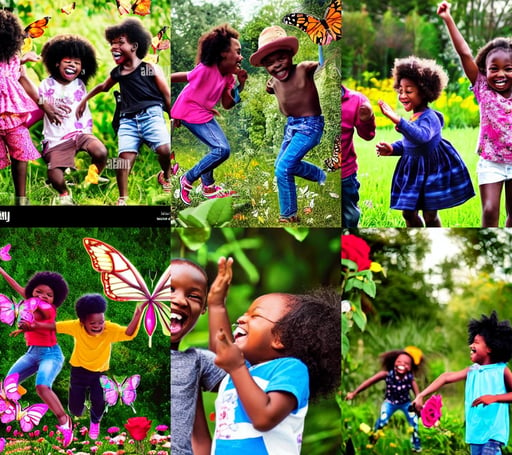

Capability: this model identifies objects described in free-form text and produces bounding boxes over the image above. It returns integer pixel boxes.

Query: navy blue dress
[390,108,475,211]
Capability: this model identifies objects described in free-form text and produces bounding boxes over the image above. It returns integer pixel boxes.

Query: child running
[346,348,423,452]
[20,293,143,440]
[208,283,341,454]
[412,312,512,454]
[376,56,475,226]
[172,24,247,205]
[77,18,171,206]
[250,26,327,223]
[438,1,512,227]
[0,10,42,205]
[0,268,73,447]
[38,34,107,205]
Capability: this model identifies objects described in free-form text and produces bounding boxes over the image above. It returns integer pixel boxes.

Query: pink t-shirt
[472,72,512,163]
[171,63,235,124]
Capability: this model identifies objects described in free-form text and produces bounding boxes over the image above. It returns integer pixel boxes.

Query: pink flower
[421,394,443,427]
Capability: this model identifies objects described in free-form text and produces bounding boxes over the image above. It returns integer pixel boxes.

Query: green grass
[353,127,509,227]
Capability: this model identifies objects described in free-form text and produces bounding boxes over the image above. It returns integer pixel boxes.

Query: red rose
[341,235,372,271]
[124,416,152,441]
[421,394,442,428]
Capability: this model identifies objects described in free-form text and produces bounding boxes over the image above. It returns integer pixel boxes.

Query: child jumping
[412,312,512,454]
[377,56,475,227]
[0,268,73,447]
[250,25,327,223]
[21,293,143,440]
[77,18,171,206]
[346,348,423,452]
[172,24,247,205]
[438,1,512,227]
[0,10,42,205]
[39,34,107,205]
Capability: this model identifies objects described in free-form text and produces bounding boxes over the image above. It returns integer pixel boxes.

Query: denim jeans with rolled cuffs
[181,118,230,187]
[374,400,421,451]
[275,115,324,218]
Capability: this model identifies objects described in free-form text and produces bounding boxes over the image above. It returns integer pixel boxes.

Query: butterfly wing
[0,294,16,326]
[0,401,16,424]
[152,26,170,51]
[282,13,327,45]
[116,0,132,15]
[0,244,11,261]
[100,375,119,407]
[145,264,171,339]
[24,17,50,39]
[61,2,76,14]
[18,298,36,325]
[3,374,20,402]
[119,374,140,408]
[132,0,151,16]
[18,403,48,432]
[324,0,342,41]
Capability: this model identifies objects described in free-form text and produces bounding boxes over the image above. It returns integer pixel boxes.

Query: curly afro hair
[379,349,424,374]
[272,288,341,401]
[0,10,24,63]
[468,311,512,363]
[392,56,448,103]
[75,293,107,321]
[41,34,98,85]
[196,23,240,66]
[105,18,151,59]
[475,37,512,75]
[25,272,69,308]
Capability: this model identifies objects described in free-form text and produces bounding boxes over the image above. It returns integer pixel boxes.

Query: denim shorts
[118,105,170,154]
[470,440,503,455]
[477,157,512,185]
[8,345,65,387]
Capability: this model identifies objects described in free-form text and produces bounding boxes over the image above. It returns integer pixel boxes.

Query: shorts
[0,124,41,169]
[8,345,64,387]
[43,133,101,169]
[118,105,169,154]
[477,157,512,185]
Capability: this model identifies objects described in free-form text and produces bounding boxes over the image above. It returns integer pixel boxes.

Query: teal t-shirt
[465,362,509,444]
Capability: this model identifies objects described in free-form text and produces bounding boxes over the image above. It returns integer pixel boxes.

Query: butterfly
[82,238,171,347]
[116,0,151,16]
[0,374,21,404]
[324,133,341,171]
[61,2,76,15]
[0,244,11,261]
[100,374,140,412]
[282,0,341,46]
[151,26,170,52]
[0,401,48,432]
[24,17,51,39]
[0,295,36,327]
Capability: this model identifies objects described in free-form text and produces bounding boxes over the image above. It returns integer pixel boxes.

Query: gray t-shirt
[171,348,226,455]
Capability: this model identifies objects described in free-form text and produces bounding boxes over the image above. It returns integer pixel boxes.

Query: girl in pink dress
[0,10,42,205]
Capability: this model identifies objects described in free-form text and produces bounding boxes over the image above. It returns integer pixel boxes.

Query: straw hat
[249,25,299,67]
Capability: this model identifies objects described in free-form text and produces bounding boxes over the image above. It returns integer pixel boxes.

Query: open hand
[214,328,245,373]
[207,257,233,309]
[376,142,393,156]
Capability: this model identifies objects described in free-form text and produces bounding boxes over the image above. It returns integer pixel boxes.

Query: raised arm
[345,370,388,400]
[0,267,26,297]
[125,304,144,336]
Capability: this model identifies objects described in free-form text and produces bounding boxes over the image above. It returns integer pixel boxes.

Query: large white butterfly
[82,238,170,347]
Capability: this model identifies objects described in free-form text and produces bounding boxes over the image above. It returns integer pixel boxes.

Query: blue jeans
[275,116,324,218]
[8,345,64,387]
[375,400,421,451]
[181,118,230,186]
[470,440,503,455]
[342,173,361,227]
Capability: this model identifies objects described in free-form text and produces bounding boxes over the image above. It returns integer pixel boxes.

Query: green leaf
[283,227,310,241]
[352,307,367,331]
[178,197,233,228]
[176,228,211,251]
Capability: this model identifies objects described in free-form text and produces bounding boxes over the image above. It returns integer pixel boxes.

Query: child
[0,10,42,205]
[346,348,423,452]
[38,34,107,205]
[77,18,171,206]
[376,56,475,227]
[21,294,143,440]
[0,268,73,447]
[172,24,247,205]
[208,286,341,454]
[170,258,229,455]
[412,312,512,454]
[249,26,326,223]
[438,1,512,227]
[341,84,376,227]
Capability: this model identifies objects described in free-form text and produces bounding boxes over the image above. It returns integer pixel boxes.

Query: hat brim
[249,36,299,67]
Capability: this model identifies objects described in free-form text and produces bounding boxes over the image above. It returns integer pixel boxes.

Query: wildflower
[155,425,168,434]
[108,427,121,436]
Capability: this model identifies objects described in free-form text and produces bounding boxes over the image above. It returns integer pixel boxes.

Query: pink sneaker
[180,175,193,205]
[89,421,100,440]
[202,184,236,199]
[57,418,73,447]
[157,171,171,192]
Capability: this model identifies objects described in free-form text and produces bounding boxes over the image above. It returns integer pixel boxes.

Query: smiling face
[262,50,294,81]
[232,293,292,365]
[32,284,54,305]
[56,57,82,84]
[394,353,413,377]
[470,334,492,365]
[485,48,512,97]
[82,312,105,336]
[397,78,426,113]
[110,34,136,66]
[170,261,207,350]
[219,37,243,75]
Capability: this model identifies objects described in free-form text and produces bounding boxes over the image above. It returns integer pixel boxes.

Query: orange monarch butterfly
[116,0,151,16]
[23,16,50,39]
[282,0,341,46]
[324,133,341,171]
[151,26,169,52]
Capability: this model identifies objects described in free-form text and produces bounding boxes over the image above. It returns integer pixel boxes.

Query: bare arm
[412,378,420,397]
[171,72,188,83]
[76,76,116,119]
[191,391,212,455]
[0,267,26,297]
[437,1,479,84]
[125,304,144,336]
[151,64,171,115]
[472,367,512,406]
[345,370,388,400]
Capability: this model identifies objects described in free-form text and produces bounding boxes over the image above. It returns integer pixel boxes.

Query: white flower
[342,300,352,313]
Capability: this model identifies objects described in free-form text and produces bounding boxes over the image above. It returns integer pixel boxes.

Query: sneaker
[157,170,171,193]
[58,194,75,206]
[180,174,193,205]
[14,197,29,206]
[89,421,100,440]
[279,215,300,223]
[201,184,236,199]
[116,197,128,206]
[57,417,73,447]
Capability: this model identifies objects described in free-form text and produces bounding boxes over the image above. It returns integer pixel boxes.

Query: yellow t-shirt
[56,319,139,372]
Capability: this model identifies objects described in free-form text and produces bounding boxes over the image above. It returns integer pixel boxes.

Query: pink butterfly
[100,374,140,412]
[0,296,36,326]
[0,401,48,432]
[0,244,11,261]
[0,373,21,403]
[82,238,170,347]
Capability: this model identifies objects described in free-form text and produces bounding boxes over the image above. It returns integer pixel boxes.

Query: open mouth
[232,325,247,341]
[494,79,509,89]
[396,365,406,373]
[112,52,122,62]
[171,312,187,335]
